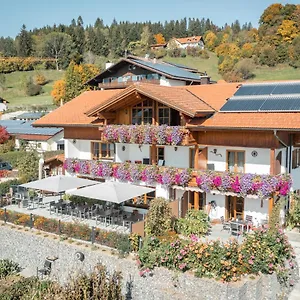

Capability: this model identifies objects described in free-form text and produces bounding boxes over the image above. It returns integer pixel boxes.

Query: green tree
[17,152,39,183]
[16,24,33,57]
[43,32,73,70]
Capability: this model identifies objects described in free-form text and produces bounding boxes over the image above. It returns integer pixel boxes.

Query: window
[132,99,153,124]
[227,150,245,173]
[57,143,64,151]
[292,149,300,169]
[91,142,114,160]
[157,146,165,162]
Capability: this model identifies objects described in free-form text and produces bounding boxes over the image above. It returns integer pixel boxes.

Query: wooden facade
[64,127,101,140]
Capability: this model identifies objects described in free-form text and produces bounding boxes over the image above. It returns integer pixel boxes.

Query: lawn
[1,70,64,109]
[164,52,222,81]
[251,64,300,81]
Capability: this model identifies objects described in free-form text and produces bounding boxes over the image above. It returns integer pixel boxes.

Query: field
[1,70,64,109]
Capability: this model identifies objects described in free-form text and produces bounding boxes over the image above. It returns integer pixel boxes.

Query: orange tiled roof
[45,153,65,164]
[33,90,120,127]
[86,83,215,118]
[183,83,240,111]
[175,36,203,44]
[189,112,300,130]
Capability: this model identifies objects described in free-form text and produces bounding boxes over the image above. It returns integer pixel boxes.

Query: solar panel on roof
[260,97,300,111]
[235,83,300,96]
[132,59,201,81]
[220,99,266,111]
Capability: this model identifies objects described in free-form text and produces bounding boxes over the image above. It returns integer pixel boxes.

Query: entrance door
[225,196,244,220]
[188,191,206,210]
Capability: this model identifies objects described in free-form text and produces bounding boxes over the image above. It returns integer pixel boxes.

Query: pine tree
[17,24,33,57]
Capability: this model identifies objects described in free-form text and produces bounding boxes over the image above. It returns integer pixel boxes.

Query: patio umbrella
[20,175,98,193]
[68,181,155,204]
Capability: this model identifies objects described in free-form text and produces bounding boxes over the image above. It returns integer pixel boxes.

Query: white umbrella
[20,175,98,193]
[68,181,155,204]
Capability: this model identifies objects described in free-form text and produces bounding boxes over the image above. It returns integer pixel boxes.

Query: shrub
[0,139,15,153]
[177,209,210,237]
[34,73,47,85]
[0,151,27,167]
[145,197,173,236]
[25,78,42,96]
[0,259,21,278]
[287,195,300,228]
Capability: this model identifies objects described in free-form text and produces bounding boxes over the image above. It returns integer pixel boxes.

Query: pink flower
[248,259,254,265]
[179,263,186,270]
[269,263,273,268]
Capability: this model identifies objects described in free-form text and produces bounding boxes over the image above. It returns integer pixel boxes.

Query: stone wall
[0,224,290,300]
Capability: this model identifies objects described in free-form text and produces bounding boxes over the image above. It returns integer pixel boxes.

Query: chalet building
[167,36,205,50]
[150,43,167,51]
[87,55,210,90]
[33,81,300,233]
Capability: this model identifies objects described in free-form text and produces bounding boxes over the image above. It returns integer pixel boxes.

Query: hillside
[1,70,64,109]
[165,54,300,83]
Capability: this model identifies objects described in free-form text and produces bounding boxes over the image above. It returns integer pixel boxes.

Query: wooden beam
[198,147,208,170]
[268,197,274,219]
[151,144,157,165]
[194,144,199,169]
[97,112,116,119]
[270,149,275,176]
[194,192,199,210]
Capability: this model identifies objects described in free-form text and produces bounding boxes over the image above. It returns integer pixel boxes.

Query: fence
[0,208,131,251]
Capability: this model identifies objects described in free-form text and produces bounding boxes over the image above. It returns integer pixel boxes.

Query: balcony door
[225,196,244,220]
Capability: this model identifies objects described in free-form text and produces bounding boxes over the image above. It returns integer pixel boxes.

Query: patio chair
[49,201,56,215]
[220,216,231,232]
[245,215,253,231]
[230,222,242,239]
[37,260,52,279]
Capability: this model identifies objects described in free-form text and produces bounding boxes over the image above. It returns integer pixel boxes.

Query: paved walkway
[287,231,300,300]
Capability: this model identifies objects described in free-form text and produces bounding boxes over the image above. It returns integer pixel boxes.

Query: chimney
[105,62,114,70]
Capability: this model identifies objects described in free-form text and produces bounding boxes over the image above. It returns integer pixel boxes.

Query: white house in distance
[0,119,64,153]
[168,36,205,49]
[34,80,300,235]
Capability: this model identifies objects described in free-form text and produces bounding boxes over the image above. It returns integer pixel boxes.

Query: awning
[20,175,98,193]
[68,181,155,204]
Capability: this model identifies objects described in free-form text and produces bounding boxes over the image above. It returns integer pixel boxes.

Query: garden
[0,259,123,300]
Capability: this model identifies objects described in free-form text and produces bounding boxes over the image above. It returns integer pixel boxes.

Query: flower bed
[102,125,189,145]
[0,210,130,251]
[64,158,292,198]
[137,227,296,283]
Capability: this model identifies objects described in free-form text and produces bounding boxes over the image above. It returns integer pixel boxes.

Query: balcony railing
[102,125,190,146]
[64,158,292,198]
[98,78,160,89]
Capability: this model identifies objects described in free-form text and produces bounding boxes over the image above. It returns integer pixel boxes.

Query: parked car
[0,162,12,171]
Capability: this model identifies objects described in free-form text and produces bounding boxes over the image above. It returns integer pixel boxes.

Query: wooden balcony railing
[64,158,292,198]
[98,78,160,89]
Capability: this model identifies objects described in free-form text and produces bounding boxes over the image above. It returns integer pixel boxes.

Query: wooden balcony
[98,78,160,89]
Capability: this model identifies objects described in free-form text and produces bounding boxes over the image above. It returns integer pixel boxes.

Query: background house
[0,97,9,112]
[87,55,211,89]
[0,119,64,152]
[167,36,205,49]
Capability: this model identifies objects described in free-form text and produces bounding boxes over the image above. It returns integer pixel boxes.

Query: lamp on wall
[210,148,222,157]
[138,144,142,152]
[72,139,76,144]
[174,146,178,151]
[122,145,126,151]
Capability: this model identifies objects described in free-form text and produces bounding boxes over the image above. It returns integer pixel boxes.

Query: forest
[0,3,299,105]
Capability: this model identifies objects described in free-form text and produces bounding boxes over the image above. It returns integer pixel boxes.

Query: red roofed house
[33,80,300,234]
[168,36,205,50]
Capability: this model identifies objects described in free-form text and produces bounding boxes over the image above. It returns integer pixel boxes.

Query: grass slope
[164,52,222,81]
[1,70,64,109]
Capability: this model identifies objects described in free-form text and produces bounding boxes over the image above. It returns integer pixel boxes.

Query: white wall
[47,131,64,151]
[115,143,150,163]
[205,146,271,174]
[160,77,186,87]
[206,193,268,226]
[65,139,91,159]
[164,146,189,168]
[275,148,287,174]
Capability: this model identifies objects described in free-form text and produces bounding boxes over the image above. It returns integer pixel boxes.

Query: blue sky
[1,0,299,37]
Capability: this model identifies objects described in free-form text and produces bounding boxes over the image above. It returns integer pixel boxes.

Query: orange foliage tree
[153,33,166,44]
[277,20,299,43]
[0,126,9,144]
[51,79,66,106]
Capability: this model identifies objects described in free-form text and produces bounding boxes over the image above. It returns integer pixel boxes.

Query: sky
[1,0,299,38]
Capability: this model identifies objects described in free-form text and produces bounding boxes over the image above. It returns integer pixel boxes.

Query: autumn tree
[277,20,299,43]
[0,126,10,144]
[204,31,218,50]
[51,79,66,105]
[52,61,99,105]
[153,33,166,44]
